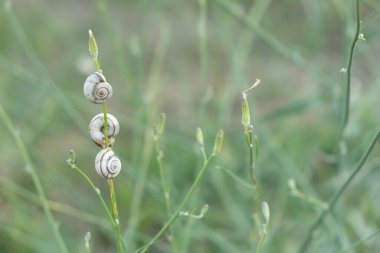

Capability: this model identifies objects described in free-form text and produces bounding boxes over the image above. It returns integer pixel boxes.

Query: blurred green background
[1,0,380,252]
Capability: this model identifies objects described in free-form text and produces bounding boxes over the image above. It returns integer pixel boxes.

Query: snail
[95,148,121,179]
[83,71,113,103]
[88,113,120,147]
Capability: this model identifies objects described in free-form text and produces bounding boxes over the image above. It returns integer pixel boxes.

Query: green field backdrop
[1,0,380,252]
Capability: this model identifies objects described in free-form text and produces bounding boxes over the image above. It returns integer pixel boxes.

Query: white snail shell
[88,113,120,147]
[83,71,113,104]
[95,148,121,179]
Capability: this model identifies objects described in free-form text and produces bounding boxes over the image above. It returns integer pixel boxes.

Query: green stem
[298,128,380,253]
[69,162,127,252]
[102,102,109,147]
[245,130,258,184]
[255,233,267,253]
[90,34,125,252]
[70,163,114,226]
[339,0,361,139]
[153,137,171,216]
[108,178,124,253]
[0,106,69,253]
[136,154,215,253]
[102,102,123,253]
[93,57,100,71]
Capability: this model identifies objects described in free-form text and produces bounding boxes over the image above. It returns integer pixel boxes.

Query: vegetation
[1,0,380,252]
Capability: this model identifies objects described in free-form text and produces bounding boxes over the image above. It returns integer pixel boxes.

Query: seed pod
[83,71,113,103]
[95,148,121,179]
[88,113,120,147]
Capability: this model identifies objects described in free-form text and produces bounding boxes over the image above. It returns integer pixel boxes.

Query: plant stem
[93,57,100,71]
[102,102,109,147]
[69,161,128,252]
[0,106,69,253]
[245,130,257,183]
[89,29,125,252]
[108,178,123,253]
[102,97,124,253]
[339,0,361,139]
[298,128,380,253]
[153,136,171,216]
[69,163,114,226]
[255,233,267,253]
[136,154,215,253]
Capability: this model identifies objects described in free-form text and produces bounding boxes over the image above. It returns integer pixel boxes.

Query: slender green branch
[108,178,123,253]
[67,156,127,252]
[339,0,361,139]
[88,30,125,253]
[242,80,260,182]
[255,233,267,253]
[136,154,215,253]
[153,131,171,216]
[298,128,380,253]
[102,103,109,147]
[0,106,69,253]
[67,160,114,227]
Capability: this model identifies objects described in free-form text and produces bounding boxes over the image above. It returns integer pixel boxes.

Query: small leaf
[288,178,297,192]
[67,149,77,167]
[88,30,98,60]
[196,127,204,146]
[158,113,166,135]
[242,98,251,129]
[261,201,270,224]
[200,204,209,217]
[153,113,166,137]
[213,129,224,155]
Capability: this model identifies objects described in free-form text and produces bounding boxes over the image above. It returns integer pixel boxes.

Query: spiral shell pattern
[88,113,120,147]
[83,71,113,104]
[95,148,121,179]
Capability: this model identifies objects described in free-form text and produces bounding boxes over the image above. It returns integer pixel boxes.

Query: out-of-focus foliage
[1,0,380,252]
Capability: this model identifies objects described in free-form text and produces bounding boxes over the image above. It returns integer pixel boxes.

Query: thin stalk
[245,130,257,183]
[153,137,171,216]
[255,234,267,253]
[89,30,125,252]
[102,103,109,146]
[101,74,124,253]
[136,154,216,253]
[69,163,114,227]
[0,106,69,253]
[298,128,380,253]
[68,161,128,252]
[108,178,123,253]
[339,0,361,139]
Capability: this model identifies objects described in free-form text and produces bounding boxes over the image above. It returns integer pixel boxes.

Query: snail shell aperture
[83,71,113,104]
[88,113,120,147]
[95,148,121,179]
